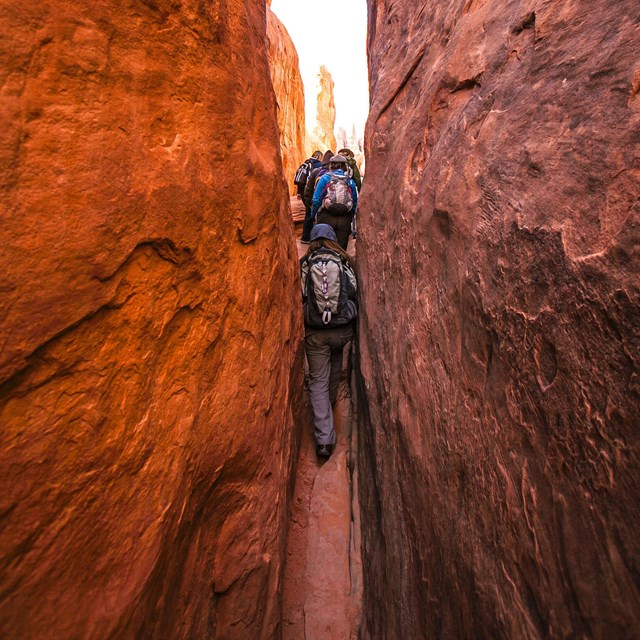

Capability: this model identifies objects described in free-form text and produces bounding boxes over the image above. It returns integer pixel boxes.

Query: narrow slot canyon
[1,2,639,640]
[281,197,363,639]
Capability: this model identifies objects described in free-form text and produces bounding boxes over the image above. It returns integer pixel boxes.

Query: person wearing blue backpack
[300,224,358,459]
[303,150,334,220]
[310,155,358,250]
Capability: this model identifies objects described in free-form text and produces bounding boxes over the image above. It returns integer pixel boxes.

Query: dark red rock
[0,1,303,638]
[358,0,640,637]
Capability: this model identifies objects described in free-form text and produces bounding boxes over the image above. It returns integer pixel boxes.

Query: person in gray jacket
[300,224,357,459]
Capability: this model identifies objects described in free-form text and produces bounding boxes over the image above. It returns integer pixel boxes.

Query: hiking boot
[316,443,332,458]
[300,238,310,244]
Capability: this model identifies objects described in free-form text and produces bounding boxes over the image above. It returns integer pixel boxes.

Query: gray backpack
[321,174,354,215]
[301,249,357,328]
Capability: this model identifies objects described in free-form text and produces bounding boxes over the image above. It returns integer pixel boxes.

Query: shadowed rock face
[267,6,306,192]
[358,0,640,638]
[0,1,302,638]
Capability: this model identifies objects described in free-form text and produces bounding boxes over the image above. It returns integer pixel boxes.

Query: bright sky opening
[270,0,369,140]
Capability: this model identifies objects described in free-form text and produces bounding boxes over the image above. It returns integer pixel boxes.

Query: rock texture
[358,0,640,638]
[312,65,337,152]
[0,2,302,639]
[267,5,306,192]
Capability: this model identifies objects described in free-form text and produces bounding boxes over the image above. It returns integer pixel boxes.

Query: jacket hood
[321,150,334,166]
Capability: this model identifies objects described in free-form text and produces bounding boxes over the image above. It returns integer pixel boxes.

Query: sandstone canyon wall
[0,2,302,639]
[311,65,338,153]
[358,0,640,638]
[267,5,306,192]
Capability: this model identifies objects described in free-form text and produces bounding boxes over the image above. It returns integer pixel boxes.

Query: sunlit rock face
[0,1,303,638]
[312,65,337,152]
[358,0,640,638]
[267,6,306,191]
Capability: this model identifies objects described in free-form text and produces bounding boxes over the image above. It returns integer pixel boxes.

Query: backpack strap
[320,174,333,198]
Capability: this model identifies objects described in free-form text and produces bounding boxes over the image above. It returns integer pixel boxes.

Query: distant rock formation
[311,66,337,152]
[0,2,302,639]
[267,6,306,192]
[337,124,365,174]
[358,0,640,638]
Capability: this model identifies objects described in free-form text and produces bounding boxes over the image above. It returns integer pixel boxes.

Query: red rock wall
[358,0,640,638]
[267,6,306,193]
[0,1,303,638]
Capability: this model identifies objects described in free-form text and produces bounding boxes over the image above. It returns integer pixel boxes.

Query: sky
[270,0,369,140]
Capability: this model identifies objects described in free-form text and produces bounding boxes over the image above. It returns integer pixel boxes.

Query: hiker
[310,154,358,251]
[303,149,334,222]
[300,224,357,459]
[337,147,362,191]
[294,151,323,243]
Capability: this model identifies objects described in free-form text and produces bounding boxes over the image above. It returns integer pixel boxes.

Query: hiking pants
[301,203,314,242]
[317,211,353,251]
[305,324,354,446]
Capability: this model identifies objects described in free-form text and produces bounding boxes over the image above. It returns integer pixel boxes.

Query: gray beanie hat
[310,223,338,242]
[330,154,348,164]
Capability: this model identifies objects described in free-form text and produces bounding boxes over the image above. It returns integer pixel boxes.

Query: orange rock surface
[311,66,337,152]
[267,6,306,193]
[358,0,640,637]
[0,1,303,638]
